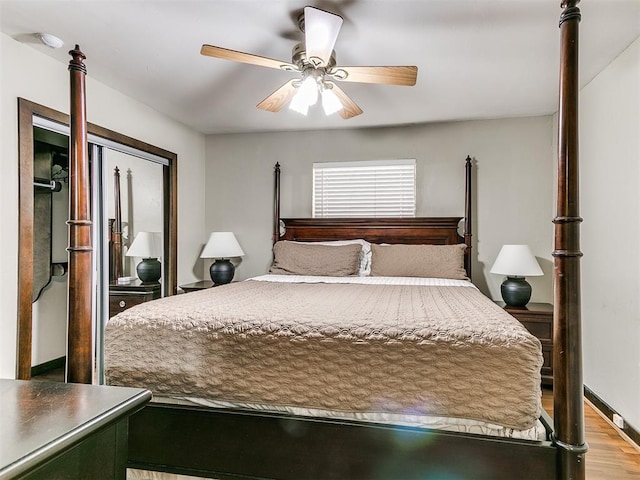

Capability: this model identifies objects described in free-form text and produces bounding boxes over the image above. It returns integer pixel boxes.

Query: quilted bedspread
[104,279,543,430]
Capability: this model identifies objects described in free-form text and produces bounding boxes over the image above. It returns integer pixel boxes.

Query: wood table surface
[0,379,150,479]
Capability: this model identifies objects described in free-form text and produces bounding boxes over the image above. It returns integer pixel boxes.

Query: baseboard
[584,385,640,450]
[31,356,65,377]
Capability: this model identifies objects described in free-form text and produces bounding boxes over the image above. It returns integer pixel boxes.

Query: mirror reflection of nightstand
[109,279,161,318]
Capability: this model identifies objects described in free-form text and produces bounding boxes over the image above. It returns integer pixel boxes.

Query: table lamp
[126,231,162,283]
[201,232,245,285]
[490,244,543,307]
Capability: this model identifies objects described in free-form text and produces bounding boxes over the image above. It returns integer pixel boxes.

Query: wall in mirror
[105,149,164,285]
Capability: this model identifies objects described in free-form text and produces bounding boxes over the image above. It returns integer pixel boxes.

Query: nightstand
[498,302,554,387]
[109,279,161,318]
[180,280,237,292]
[180,280,215,292]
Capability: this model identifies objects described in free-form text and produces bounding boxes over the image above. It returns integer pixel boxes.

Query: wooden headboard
[274,158,473,277]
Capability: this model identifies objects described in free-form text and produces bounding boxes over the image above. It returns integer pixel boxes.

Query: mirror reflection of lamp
[126,232,162,283]
[200,232,245,285]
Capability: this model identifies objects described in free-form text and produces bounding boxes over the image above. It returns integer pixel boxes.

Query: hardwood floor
[542,387,640,479]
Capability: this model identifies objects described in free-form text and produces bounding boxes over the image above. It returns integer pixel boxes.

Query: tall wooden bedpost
[554,2,587,479]
[464,155,472,278]
[112,167,124,279]
[274,162,281,244]
[66,45,93,384]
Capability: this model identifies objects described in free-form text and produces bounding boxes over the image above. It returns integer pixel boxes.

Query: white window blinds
[313,159,416,217]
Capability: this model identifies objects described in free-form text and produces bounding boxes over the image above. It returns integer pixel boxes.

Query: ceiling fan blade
[201,44,296,71]
[304,6,343,67]
[331,66,418,86]
[329,83,363,119]
[257,80,298,112]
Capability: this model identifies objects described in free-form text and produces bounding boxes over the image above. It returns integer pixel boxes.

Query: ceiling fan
[200,6,418,119]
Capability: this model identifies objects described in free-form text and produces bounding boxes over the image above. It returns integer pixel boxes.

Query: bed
[64,1,586,479]
[102,161,557,479]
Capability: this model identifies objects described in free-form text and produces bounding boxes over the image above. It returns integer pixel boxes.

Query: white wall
[580,36,640,430]
[31,180,69,366]
[0,32,207,378]
[205,116,555,301]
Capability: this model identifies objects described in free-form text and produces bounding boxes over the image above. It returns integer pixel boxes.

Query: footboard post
[67,45,93,384]
[553,2,587,479]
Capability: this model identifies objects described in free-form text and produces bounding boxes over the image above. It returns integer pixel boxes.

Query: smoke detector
[37,33,64,49]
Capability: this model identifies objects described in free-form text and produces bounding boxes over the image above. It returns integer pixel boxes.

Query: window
[313,159,416,217]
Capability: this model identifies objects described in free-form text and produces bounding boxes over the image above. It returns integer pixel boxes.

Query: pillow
[370,243,468,280]
[270,241,362,276]
[291,239,372,276]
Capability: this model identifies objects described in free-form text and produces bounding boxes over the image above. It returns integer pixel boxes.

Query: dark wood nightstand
[0,379,150,479]
[180,280,215,292]
[180,280,238,293]
[498,302,554,387]
[109,279,161,318]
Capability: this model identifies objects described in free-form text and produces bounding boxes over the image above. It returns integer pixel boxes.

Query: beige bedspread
[104,279,543,430]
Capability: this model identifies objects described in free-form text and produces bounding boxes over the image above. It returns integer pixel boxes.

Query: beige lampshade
[126,232,162,259]
[490,245,543,277]
[200,232,245,259]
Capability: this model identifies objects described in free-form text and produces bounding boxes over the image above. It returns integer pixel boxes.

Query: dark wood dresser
[0,379,151,479]
[498,302,554,387]
[109,279,161,318]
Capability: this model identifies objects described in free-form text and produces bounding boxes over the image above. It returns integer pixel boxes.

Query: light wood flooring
[33,370,640,478]
[542,387,640,479]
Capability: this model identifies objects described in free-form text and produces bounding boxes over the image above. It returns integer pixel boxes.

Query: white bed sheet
[152,394,546,441]
[250,273,477,288]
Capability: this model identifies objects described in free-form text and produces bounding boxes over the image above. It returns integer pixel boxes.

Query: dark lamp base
[500,276,532,307]
[210,259,235,285]
[137,258,161,283]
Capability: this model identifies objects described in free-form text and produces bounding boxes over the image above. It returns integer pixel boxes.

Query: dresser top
[0,379,150,478]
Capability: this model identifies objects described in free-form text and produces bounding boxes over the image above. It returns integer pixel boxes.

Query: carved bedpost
[554,2,587,479]
[66,45,93,384]
[274,162,281,244]
[464,155,472,278]
[112,167,123,279]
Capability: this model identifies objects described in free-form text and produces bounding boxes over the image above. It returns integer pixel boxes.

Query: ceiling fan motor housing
[291,43,336,70]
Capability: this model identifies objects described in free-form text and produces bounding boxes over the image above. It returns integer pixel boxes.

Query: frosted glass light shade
[299,76,319,106]
[289,92,310,115]
[289,77,318,115]
[201,232,245,259]
[126,232,162,258]
[322,88,343,115]
[490,245,543,277]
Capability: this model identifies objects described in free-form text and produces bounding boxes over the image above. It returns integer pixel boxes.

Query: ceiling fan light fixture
[303,6,343,67]
[299,75,319,106]
[289,90,310,115]
[321,87,342,115]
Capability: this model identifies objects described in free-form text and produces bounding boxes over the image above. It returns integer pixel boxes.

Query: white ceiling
[1,1,639,134]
